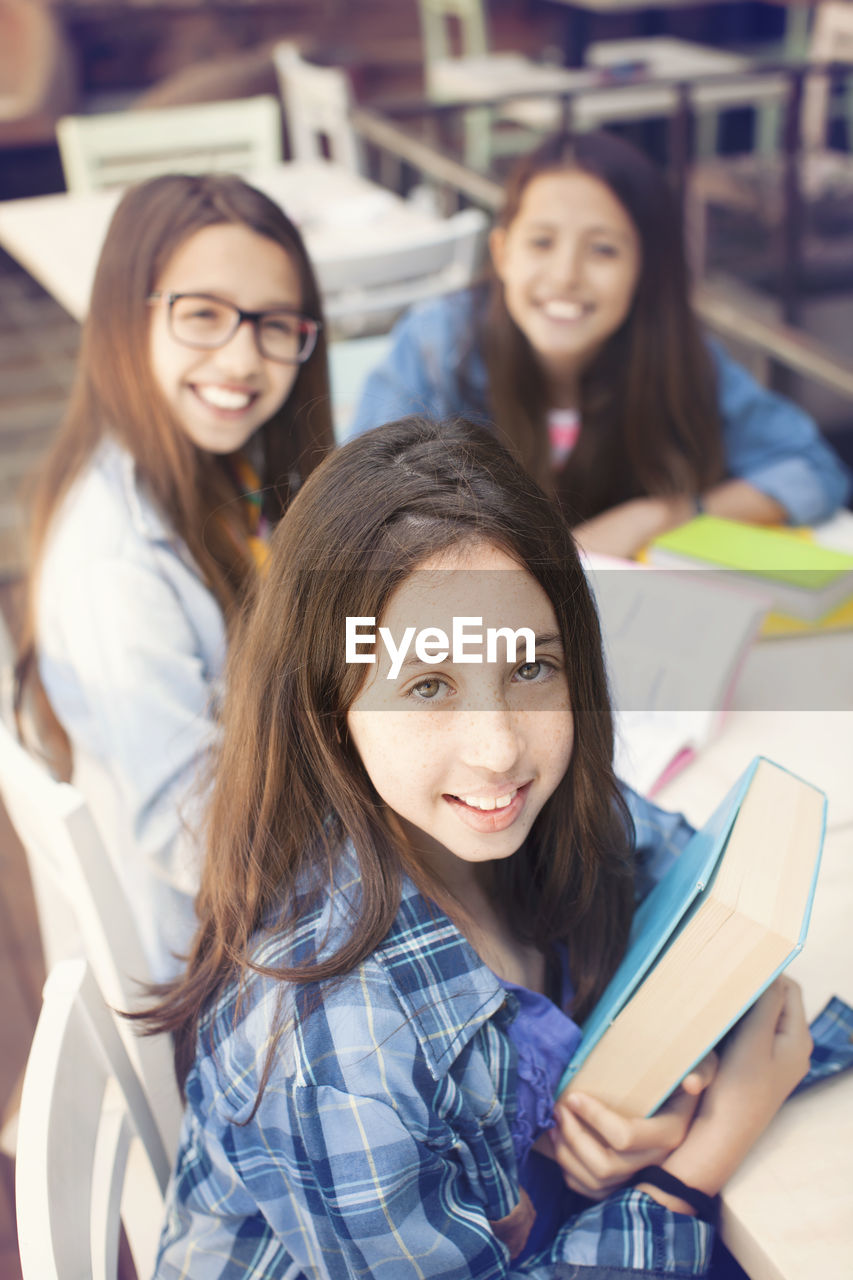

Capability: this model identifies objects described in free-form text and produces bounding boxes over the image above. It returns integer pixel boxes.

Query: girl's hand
[543,1054,717,1200]
[645,978,812,1212]
[573,496,695,561]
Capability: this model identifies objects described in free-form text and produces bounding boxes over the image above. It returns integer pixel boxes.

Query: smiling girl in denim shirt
[350,132,850,559]
[143,417,811,1279]
[17,173,334,979]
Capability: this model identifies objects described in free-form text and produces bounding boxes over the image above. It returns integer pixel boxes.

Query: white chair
[688,2,853,277]
[273,42,364,172]
[56,94,283,193]
[0,716,182,1158]
[16,958,171,1280]
[319,205,487,334]
[418,0,572,171]
[800,2,853,156]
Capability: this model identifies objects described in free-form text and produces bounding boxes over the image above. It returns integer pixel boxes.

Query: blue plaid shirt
[155,791,714,1279]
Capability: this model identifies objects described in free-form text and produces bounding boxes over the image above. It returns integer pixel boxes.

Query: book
[583,553,767,795]
[761,592,853,637]
[647,516,853,623]
[557,757,826,1117]
[758,512,853,636]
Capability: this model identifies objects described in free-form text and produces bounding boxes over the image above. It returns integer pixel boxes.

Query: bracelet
[632,1166,720,1225]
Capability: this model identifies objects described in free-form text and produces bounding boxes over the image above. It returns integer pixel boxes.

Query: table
[540,0,750,65]
[581,36,786,125]
[0,161,446,322]
[654,644,853,1280]
[427,37,785,136]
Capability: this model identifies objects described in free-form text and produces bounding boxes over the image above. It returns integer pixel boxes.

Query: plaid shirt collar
[372,875,510,1078]
[305,843,510,1080]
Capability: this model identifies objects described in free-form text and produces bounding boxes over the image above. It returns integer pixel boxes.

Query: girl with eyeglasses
[17,172,334,980]
[350,132,850,558]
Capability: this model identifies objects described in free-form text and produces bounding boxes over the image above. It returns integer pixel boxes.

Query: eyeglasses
[148,291,321,365]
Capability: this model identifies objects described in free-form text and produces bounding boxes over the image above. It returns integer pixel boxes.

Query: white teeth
[460,790,517,811]
[543,300,585,321]
[196,385,253,410]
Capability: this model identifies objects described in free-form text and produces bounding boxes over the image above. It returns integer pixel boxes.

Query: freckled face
[148,223,303,454]
[346,541,574,883]
[489,170,641,385]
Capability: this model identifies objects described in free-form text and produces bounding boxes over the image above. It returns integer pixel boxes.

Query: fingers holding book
[706,977,812,1108]
[542,1055,717,1200]
[660,976,813,1201]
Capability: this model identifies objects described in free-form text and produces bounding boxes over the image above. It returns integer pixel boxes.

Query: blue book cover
[557,757,825,1101]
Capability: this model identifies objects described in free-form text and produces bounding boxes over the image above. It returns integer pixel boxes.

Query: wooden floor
[0,816,41,1280]
[0,247,79,581]
[0,580,40,1280]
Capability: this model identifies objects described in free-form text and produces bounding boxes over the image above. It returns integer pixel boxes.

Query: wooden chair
[688,2,853,278]
[16,958,172,1280]
[0,716,182,1159]
[56,94,283,193]
[417,0,570,171]
[273,42,364,172]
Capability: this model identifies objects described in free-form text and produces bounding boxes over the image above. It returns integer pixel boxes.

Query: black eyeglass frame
[147,291,322,365]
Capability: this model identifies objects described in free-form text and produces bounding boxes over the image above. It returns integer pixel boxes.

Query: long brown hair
[483,131,725,520]
[17,172,334,761]
[143,416,636,1093]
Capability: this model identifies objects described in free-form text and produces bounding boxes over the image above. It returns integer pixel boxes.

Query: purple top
[500,951,590,1261]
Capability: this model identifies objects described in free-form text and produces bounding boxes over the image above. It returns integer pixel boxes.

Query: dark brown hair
[17,172,334,761]
[143,416,635,1093]
[483,130,725,520]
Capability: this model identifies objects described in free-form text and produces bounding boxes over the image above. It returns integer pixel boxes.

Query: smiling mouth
[193,385,258,411]
[443,782,532,830]
[453,788,518,811]
[541,300,589,321]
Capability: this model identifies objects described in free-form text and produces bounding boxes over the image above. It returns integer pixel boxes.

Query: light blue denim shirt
[349,291,851,526]
[36,437,224,981]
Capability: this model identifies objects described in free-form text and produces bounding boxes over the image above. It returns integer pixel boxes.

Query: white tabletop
[0,161,441,322]
[655,649,853,1280]
[582,36,786,121]
[429,37,784,126]
[544,0,745,10]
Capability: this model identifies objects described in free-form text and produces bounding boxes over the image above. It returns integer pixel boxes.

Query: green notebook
[648,517,853,621]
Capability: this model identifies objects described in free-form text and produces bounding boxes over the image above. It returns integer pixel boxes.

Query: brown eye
[412,677,444,700]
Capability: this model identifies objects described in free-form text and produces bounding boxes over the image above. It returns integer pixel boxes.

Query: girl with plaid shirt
[145,417,810,1278]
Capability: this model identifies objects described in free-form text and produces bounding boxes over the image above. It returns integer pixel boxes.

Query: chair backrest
[16,958,171,1280]
[273,43,363,172]
[419,0,489,64]
[802,2,853,150]
[0,716,182,1157]
[319,206,488,327]
[56,94,282,193]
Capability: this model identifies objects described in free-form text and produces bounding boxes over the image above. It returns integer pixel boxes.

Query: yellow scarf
[231,454,269,571]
